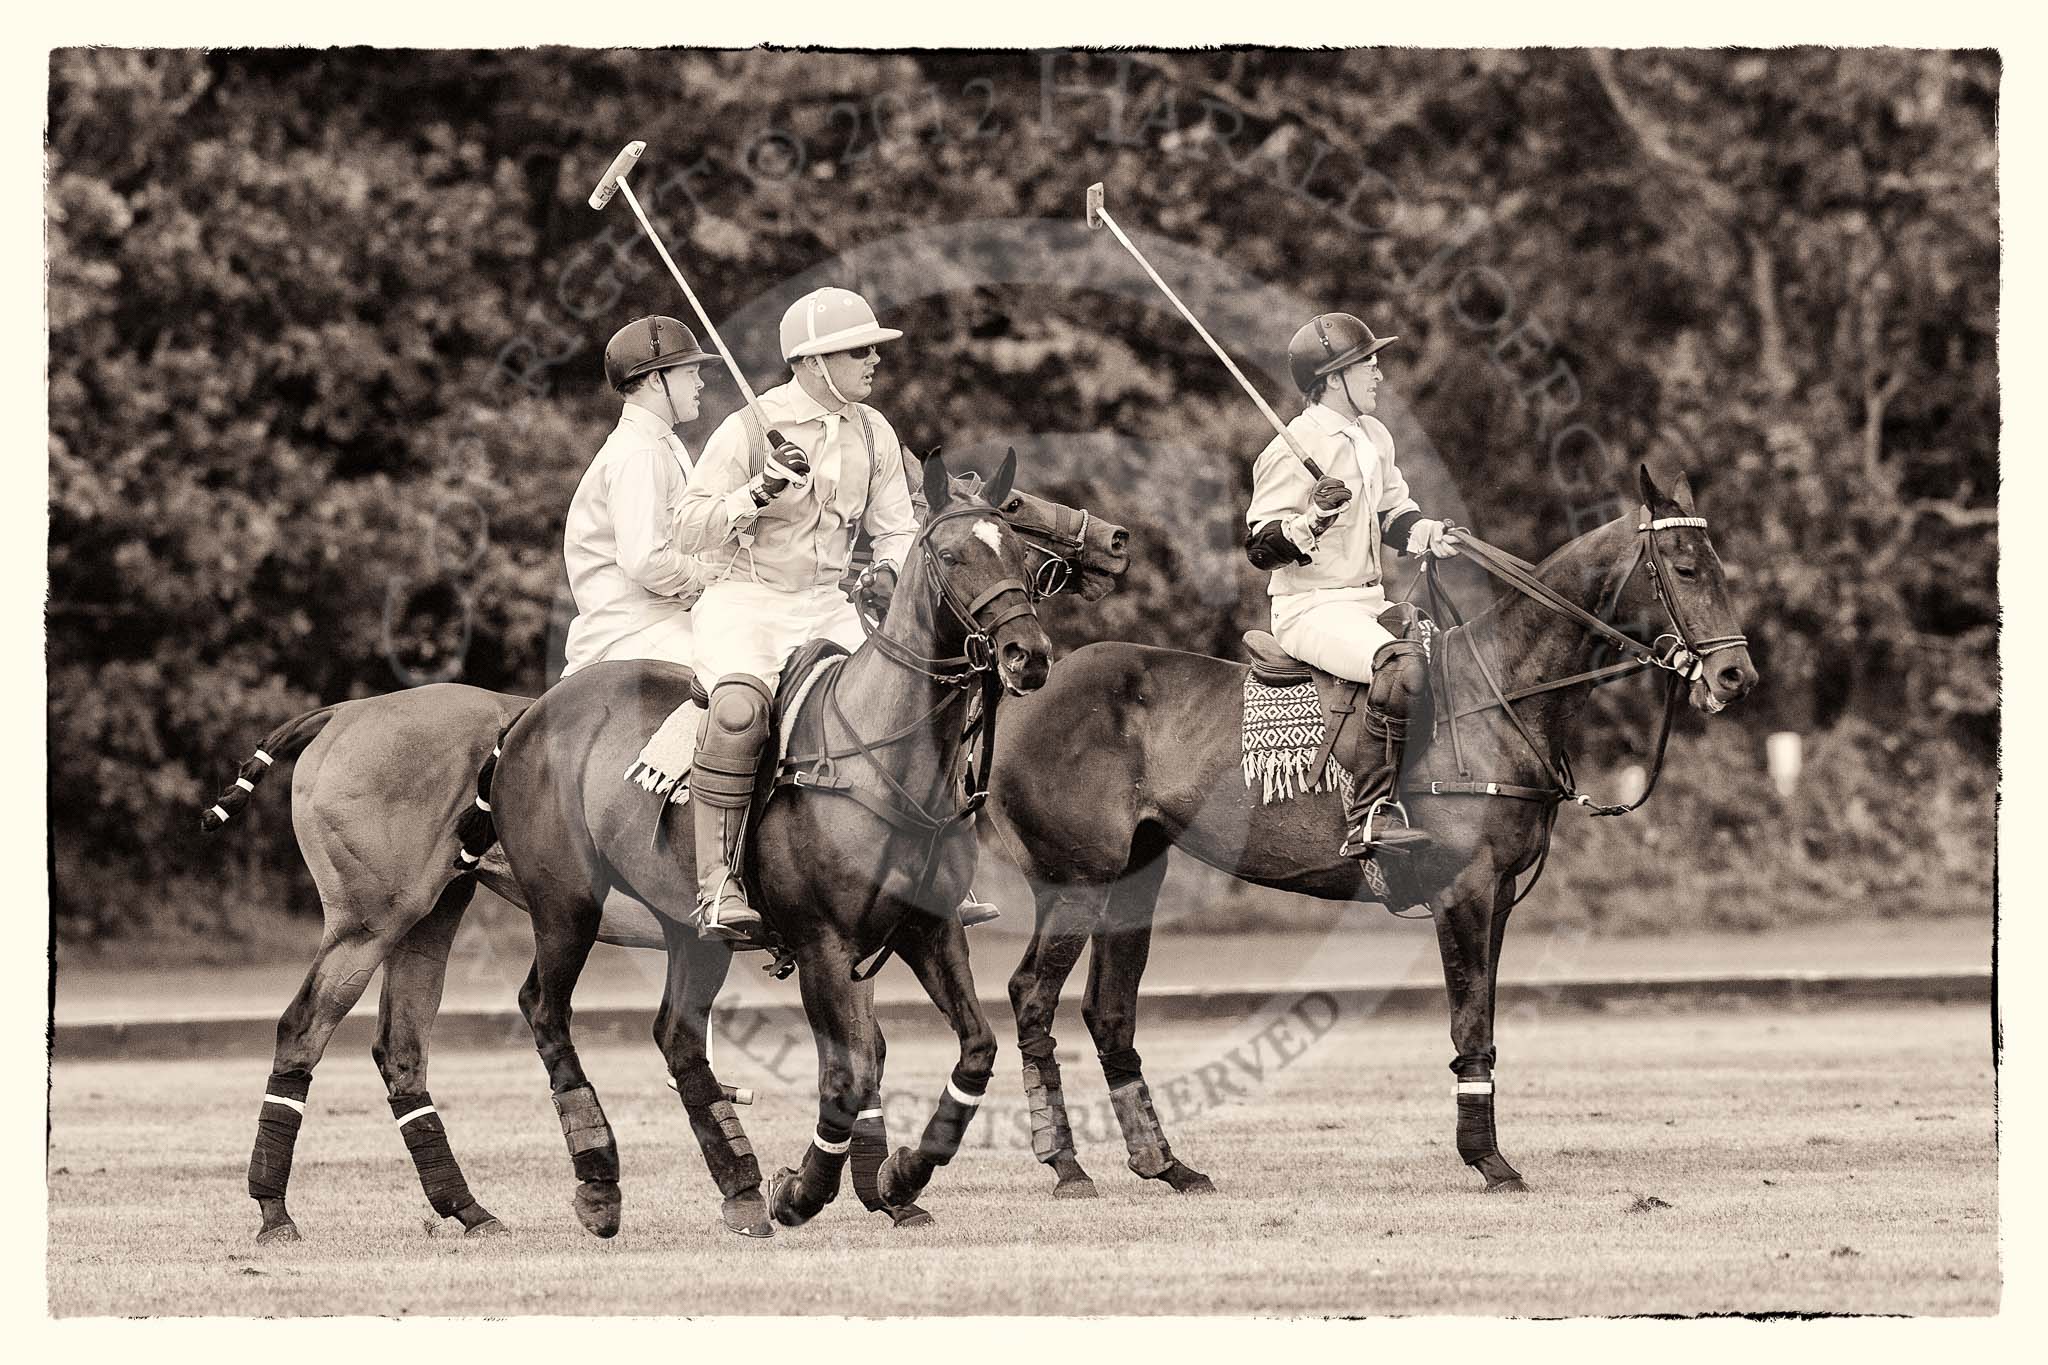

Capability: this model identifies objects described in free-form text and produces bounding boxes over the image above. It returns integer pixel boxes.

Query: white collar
[757,378,848,427]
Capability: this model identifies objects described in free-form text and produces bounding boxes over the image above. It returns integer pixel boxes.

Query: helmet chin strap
[1336,367,1368,420]
[815,356,854,410]
[655,368,682,434]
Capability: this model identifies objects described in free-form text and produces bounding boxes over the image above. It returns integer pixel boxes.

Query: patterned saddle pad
[1240,675,1356,806]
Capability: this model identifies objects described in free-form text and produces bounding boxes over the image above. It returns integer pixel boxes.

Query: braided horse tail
[199,705,343,833]
[451,723,513,872]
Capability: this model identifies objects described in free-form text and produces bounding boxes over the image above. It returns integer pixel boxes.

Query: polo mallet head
[1085,182,1106,230]
[589,140,646,211]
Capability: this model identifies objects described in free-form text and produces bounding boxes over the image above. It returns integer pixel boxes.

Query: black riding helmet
[604,315,715,394]
[1287,313,1398,395]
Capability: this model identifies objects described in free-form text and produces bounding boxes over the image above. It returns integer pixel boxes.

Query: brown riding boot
[689,677,775,947]
[1338,639,1438,863]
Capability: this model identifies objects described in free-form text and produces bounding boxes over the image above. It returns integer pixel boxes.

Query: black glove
[756,430,812,502]
[1310,476,1353,513]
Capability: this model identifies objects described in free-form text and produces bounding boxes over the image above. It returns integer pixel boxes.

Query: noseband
[1010,503,1092,601]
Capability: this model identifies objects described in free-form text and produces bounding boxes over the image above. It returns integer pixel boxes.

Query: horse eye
[1003,497,1021,513]
[938,549,959,566]
[1674,563,1699,581]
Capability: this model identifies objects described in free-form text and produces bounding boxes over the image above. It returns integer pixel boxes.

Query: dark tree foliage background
[47,48,1997,944]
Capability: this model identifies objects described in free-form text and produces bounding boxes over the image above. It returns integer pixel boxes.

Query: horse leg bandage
[779,1127,852,1222]
[681,1092,761,1199]
[1453,1061,1500,1167]
[916,1068,987,1167]
[388,1091,476,1218]
[1108,1078,1176,1178]
[851,1108,889,1211]
[1020,1042,1075,1164]
[248,1070,312,1201]
[552,1084,619,1184]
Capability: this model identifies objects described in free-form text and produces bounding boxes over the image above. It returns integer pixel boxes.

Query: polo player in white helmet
[669,286,919,943]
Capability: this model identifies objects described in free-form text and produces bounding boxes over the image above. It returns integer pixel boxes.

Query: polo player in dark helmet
[1244,312,1462,866]
[560,315,718,676]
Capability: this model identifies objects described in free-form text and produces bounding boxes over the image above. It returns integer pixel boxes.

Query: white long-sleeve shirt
[1245,405,1424,596]
[560,401,708,675]
[671,379,918,591]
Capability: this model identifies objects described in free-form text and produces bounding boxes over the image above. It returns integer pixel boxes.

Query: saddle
[1241,601,1431,793]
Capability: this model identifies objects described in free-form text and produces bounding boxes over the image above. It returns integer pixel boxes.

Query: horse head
[905,449,1054,695]
[1624,465,1759,715]
[981,452,1131,603]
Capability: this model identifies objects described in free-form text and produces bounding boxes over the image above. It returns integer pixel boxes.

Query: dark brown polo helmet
[604,315,715,394]
[1287,313,1398,394]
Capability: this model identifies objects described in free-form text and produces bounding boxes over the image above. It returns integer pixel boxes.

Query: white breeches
[1271,585,1396,684]
[560,609,695,678]
[691,580,865,691]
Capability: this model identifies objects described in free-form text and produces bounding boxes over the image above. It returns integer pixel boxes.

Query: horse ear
[923,447,952,513]
[987,448,1018,507]
[1636,462,1674,512]
[1672,472,1698,515]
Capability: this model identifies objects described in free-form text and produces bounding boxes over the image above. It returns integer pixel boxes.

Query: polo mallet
[592,141,805,490]
[1086,182,1326,482]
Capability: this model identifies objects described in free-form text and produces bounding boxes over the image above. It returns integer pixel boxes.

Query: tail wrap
[453,728,510,871]
[200,705,339,832]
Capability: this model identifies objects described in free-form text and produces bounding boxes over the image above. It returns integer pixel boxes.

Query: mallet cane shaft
[590,141,804,486]
[1085,183,1325,481]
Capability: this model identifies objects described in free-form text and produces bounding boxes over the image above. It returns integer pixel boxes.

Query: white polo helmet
[780,287,903,361]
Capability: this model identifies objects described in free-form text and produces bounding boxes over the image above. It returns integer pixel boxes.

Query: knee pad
[1367,641,1427,721]
[691,676,774,807]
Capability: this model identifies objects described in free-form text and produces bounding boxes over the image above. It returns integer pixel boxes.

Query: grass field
[48,1002,1997,1317]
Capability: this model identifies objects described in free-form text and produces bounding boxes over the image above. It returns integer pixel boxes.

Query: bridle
[1006,500,1092,602]
[1416,508,1750,819]
[860,503,1038,686]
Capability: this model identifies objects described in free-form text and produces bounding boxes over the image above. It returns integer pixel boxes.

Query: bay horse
[479,450,1059,1239]
[986,466,1757,1199]
[203,475,1126,1245]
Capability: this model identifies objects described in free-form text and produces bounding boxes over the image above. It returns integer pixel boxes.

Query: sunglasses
[829,345,880,363]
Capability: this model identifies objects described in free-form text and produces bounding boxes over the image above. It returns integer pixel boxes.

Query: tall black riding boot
[1339,639,1438,862]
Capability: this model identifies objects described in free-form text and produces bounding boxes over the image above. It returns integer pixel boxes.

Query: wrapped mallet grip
[760,433,809,496]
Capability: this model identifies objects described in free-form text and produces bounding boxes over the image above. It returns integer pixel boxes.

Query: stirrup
[695,872,766,949]
[1340,797,1435,861]
[957,892,1001,929]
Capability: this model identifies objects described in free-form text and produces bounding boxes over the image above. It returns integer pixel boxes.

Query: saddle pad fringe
[1240,675,1355,806]
[622,655,847,806]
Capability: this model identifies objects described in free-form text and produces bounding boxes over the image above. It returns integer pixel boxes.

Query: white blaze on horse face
[971,520,1005,558]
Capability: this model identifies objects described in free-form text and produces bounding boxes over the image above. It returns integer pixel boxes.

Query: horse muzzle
[1689,645,1758,715]
[996,623,1053,695]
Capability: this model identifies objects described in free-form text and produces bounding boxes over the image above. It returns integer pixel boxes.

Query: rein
[782,501,1037,979]
[1415,510,1749,819]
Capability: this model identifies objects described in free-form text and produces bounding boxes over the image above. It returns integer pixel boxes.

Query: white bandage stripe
[209,804,233,824]
[457,849,480,865]
[473,795,491,813]
[945,1080,985,1107]
[812,1131,852,1155]
[234,777,256,792]
[263,1094,306,1115]
[394,1104,438,1128]
[1456,1080,1494,1095]
[856,1108,884,1121]
[253,749,275,766]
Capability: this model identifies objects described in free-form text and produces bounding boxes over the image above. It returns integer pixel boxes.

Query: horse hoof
[877,1147,925,1208]
[1485,1177,1533,1195]
[254,1220,301,1246]
[886,1204,934,1229]
[464,1216,510,1238]
[768,1167,810,1228]
[572,1180,622,1238]
[722,1188,773,1238]
[1159,1161,1216,1195]
[1052,1174,1099,1200]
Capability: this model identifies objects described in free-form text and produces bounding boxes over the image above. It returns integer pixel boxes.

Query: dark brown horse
[483,451,1060,1239]
[986,466,1758,1199]
[203,477,1127,1245]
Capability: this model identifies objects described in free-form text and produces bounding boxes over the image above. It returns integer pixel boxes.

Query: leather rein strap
[1415,510,1747,818]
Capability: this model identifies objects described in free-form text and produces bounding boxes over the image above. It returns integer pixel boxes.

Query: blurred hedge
[46,49,1997,944]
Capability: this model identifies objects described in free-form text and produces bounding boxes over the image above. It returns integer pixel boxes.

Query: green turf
[47,1003,1997,1317]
